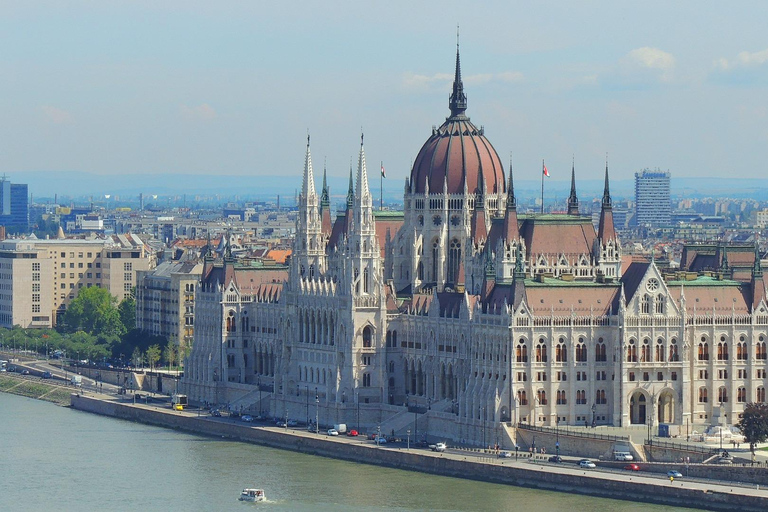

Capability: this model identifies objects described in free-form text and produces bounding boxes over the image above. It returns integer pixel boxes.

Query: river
[0,392,699,512]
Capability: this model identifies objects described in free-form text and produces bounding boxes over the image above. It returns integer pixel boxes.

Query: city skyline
[2,2,768,188]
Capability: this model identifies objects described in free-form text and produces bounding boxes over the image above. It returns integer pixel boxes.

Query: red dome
[410,116,505,196]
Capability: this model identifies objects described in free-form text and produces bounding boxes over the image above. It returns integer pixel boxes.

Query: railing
[645,438,719,455]
[517,422,630,442]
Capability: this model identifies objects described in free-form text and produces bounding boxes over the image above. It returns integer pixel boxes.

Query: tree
[63,287,126,337]
[737,402,768,461]
[118,295,136,332]
[132,347,143,368]
[146,344,161,371]
[164,342,177,371]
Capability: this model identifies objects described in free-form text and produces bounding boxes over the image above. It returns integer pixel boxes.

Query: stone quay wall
[69,394,768,512]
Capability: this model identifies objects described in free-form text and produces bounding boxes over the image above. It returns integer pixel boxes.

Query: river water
[0,393,699,512]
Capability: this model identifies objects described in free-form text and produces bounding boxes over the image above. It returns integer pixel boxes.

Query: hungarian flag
[543,163,550,177]
[381,162,386,178]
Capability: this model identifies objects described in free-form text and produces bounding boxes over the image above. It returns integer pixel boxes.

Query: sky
[1,1,767,193]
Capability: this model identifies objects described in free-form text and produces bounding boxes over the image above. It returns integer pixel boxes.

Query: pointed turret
[567,157,579,215]
[346,162,354,211]
[320,163,332,235]
[355,133,371,202]
[751,245,765,312]
[597,159,616,241]
[448,29,467,118]
[471,170,488,243]
[503,156,519,241]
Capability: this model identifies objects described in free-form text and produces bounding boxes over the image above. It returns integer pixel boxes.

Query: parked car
[373,435,387,444]
[21,369,30,375]
[241,415,254,422]
[667,470,683,478]
[431,442,447,452]
[624,463,641,471]
[548,455,563,463]
[41,371,52,379]
[578,459,596,469]
[210,409,222,417]
[347,429,359,437]
[287,419,298,427]
[275,421,287,428]
[498,451,512,458]
[327,428,339,436]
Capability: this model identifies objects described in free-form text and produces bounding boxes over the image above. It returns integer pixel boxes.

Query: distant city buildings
[0,177,29,233]
[634,169,671,228]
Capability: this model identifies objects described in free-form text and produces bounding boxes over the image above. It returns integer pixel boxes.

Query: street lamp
[556,417,560,458]
[377,425,382,447]
[315,388,319,435]
[257,375,262,418]
[591,403,596,428]
[482,406,486,450]
[306,385,310,426]
[406,429,411,450]
[356,391,360,433]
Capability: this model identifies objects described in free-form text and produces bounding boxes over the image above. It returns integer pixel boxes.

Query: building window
[575,340,587,362]
[362,326,373,348]
[362,373,371,387]
[576,390,586,405]
[124,262,132,271]
[124,272,132,281]
[595,340,607,362]
[32,262,40,271]
[627,339,637,362]
[516,339,528,363]
[595,389,607,405]
[669,339,679,361]
[556,390,567,405]
[32,273,40,282]
[737,387,747,403]
[717,341,729,361]
[718,387,728,403]
[537,389,547,405]
[536,340,547,362]
[555,340,567,362]
[517,389,528,405]
[32,304,40,313]
[698,342,709,361]
[671,372,677,381]
[628,372,635,381]
[698,387,708,403]
[757,387,766,403]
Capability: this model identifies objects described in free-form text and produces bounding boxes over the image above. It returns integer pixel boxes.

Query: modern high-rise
[0,178,29,233]
[634,169,671,227]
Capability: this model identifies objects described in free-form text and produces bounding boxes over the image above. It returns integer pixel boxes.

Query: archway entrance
[658,390,675,424]
[629,391,646,424]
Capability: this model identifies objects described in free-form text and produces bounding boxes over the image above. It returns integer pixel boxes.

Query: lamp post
[315,388,319,435]
[482,406,486,450]
[257,375,262,417]
[377,425,381,447]
[406,429,410,450]
[356,391,360,433]
[306,385,310,425]
[591,403,596,428]
[556,417,560,458]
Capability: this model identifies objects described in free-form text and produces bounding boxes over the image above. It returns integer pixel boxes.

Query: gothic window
[756,341,767,360]
[737,342,748,360]
[517,389,528,406]
[300,265,305,276]
[226,311,236,333]
[641,339,650,362]
[698,341,709,361]
[516,339,528,363]
[655,338,664,362]
[737,387,747,403]
[555,339,567,362]
[757,387,766,403]
[432,240,439,282]
[718,386,728,403]
[362,326,373,348]
[576,390,586,405]
[451,215,461,226]
[448,238,461,284]
[698,387,708,403]
[595,389,607,405]
[556,390,567,405]
[354,268,360,294]
[669,339,679,361]
[641,294,651,314]
[363,268,370,293]
[655,294,664,314]
[536,340,547,363]
[576,340,587,362]
[537,389,547,405]
[627,339,637,363]
[595,340,607,362]
[417,261,424,281]
[717,340,729,361]
[362,373,371,387]
[432,215,442,226]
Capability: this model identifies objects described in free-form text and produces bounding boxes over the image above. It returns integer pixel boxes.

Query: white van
[614,451,633,461]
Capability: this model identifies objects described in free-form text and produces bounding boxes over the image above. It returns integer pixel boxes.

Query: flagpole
[541,159,545,214]
[380,161,383,210]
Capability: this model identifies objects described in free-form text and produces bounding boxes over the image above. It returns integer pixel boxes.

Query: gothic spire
[448,27,467,118]
[602,154,612,207]
[320,160,330,208]
[567,156,579,215]
[355,132,371,201]
[301,133,316,200]
[506,154,516,210]
[346,158,354,210]
[503,154,520,241]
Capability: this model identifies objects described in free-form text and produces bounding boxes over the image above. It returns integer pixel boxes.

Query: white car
[579,459,596,469]
[327,428,339,436]
[431,442,447,452]
[498,451,512,458]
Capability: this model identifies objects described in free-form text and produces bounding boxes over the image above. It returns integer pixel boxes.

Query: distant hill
[17,170,768,204]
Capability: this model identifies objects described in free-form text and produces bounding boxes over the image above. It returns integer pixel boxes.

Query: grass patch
[0,374,73,405]
[0,375,17,390]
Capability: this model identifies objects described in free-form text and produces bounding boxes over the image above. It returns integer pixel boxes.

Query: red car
[347,430,359,437]
[624,463,640,471]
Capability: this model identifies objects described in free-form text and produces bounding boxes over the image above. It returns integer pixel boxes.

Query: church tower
[595,159,622,279]
[292,135,326,281]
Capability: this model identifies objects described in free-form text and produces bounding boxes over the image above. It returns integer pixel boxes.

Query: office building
[634,169,671,227]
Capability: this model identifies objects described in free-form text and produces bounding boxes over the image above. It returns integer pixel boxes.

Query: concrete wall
[70,394,768,512]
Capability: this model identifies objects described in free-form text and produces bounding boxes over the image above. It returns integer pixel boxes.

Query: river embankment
[68,392,768,512]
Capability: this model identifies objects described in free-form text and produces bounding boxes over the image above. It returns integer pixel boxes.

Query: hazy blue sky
[2,1,767,188]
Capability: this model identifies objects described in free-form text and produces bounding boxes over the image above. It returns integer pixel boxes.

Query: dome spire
[449,25,467,118]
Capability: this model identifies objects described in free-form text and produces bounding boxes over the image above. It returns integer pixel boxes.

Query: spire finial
[567,155,579,215]
[506,153,516,210]
[602,153,612,207]
[346,158,354,209]
[449,29,467,118]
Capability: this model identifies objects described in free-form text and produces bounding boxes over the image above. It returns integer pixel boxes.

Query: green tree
[131,347,143,368]
[146,344,161,371]
[738,402,768,460]
[118,295,136,332]
[164,342,177,371]
[63,287,126,337]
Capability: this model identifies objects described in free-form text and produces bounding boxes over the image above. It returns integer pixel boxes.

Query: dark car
[21,369,30,375]
[210,409,222,417]
[548,455,563,463]
[41,371,52,379]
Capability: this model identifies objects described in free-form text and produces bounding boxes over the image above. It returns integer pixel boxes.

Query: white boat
[239,488,266,502]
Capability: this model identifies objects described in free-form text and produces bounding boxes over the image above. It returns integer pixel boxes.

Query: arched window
[737,342,747,360]
[536,340,547,363]
[627,340,637,363]
[537,389,547,405]
[417,261,424,281]
[516,339,528,363]
[669,339,679,362]
[556,340,567,362]
[717,341,729,361]
[718,386,728,403]
[448,238,461,284]
[362,326,373,348]
[517,389,528,405]
[432,239,440,282]
[363,268,370,293]
[737,387,747,403]
[576,390,586,405]
[556,390,567,405]
[757,387,766,403]
[596,389,607,404]
[655,338,664,362]
[641,339,650,362]
[698,341,709,361]
[655,294,664,314]
[595,339,606,362]
[756,341,767,360]
[641,294,651,314]
[576,339,587,362]
[698,387,708,403]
